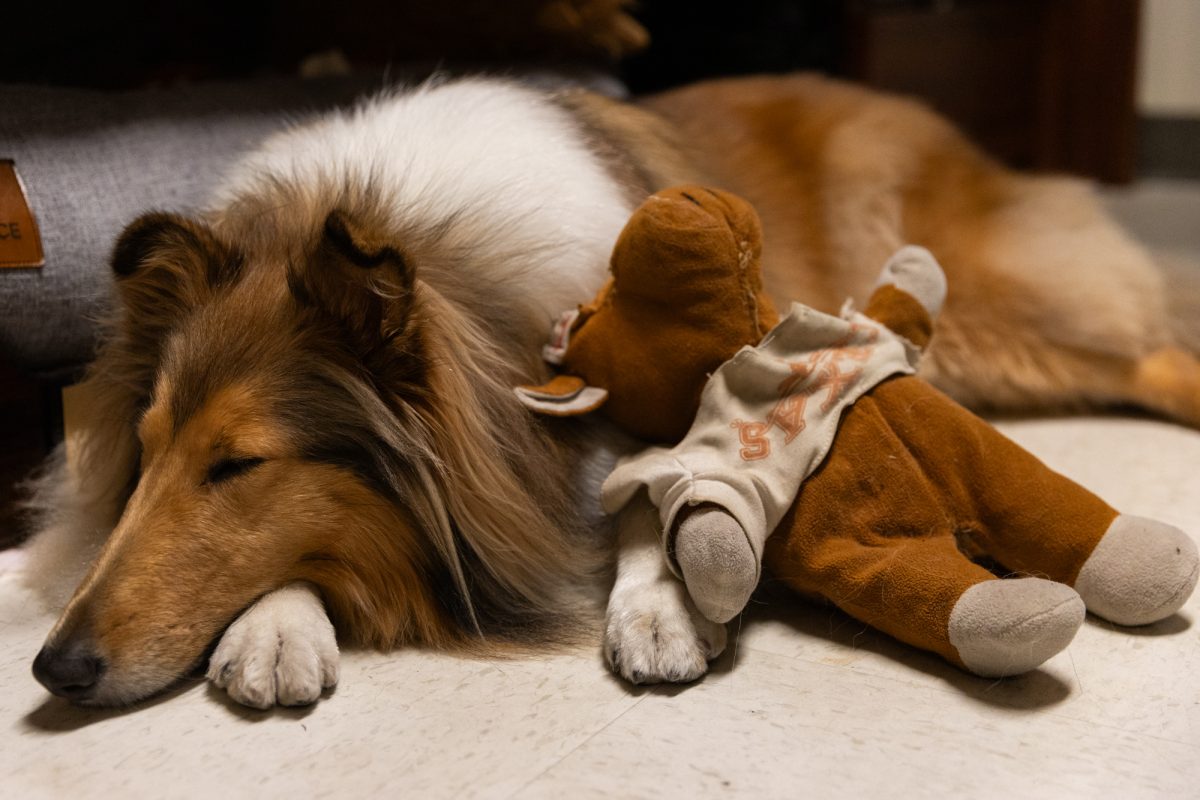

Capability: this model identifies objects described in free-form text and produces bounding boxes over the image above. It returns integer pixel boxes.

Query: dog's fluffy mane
[28,76,640,651]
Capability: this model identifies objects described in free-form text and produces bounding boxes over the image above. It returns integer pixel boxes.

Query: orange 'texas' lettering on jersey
[777,348,829,395]
[839,344,875,363]
[817,362,864,413]
[729,330,881,461]
[768,393,807,443]
[731,419,771,460]
[846,321,879,345]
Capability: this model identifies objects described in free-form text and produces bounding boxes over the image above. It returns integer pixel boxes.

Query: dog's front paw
[605,579,727,685]
[207,582,339,709]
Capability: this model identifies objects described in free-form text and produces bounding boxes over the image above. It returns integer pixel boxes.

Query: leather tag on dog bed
[0,160,45,268]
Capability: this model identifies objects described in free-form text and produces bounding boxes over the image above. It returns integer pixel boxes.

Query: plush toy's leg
[1074,515,1199,625]
[924,398,1200,626]
[674,504,760,623]
[768,532,1084,677]
[948,578,1085,677]
[861,377,1199,627]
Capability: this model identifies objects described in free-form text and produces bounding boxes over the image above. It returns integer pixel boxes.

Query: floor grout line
[503,692,648,800]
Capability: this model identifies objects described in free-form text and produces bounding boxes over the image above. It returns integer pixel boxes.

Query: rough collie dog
[19,74,1200,708]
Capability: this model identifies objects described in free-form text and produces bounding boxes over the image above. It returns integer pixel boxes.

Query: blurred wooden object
[273,0,647,67]
[4,1,646,88]
[844,0,1141,183]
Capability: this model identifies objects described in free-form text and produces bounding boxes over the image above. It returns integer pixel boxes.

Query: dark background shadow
[21,679,204,733]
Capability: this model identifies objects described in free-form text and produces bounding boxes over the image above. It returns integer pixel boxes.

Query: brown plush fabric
[763,374,1118,667]
[861,284,934,350]
[561,185,779,442]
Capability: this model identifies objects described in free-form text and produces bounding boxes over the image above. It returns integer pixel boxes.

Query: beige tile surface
[0,585,639,799]
[1,414,1197,799]
[517,649,1199,800]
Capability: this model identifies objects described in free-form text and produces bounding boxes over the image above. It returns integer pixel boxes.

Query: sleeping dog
[18,74,1200,707]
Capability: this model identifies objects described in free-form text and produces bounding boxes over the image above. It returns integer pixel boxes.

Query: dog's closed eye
[205,457,265,486]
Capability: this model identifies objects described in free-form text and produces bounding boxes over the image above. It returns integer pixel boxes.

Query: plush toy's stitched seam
[973,594,1082,636]
[735,239,759,341]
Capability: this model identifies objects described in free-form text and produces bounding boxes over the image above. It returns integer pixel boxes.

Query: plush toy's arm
[863,246,947,351]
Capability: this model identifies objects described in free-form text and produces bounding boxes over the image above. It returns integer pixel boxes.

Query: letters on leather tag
[0,160,45,268]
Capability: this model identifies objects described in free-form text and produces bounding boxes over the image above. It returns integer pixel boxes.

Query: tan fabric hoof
[674,507,759,623]
[1074,514,1199,626]
[948,578,1085,678]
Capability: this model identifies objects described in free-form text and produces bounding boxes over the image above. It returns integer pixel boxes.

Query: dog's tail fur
[1160,250,1200,356]
[1125,250,1200,428]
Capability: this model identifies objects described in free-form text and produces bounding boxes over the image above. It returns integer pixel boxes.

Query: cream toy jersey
[602,289,924,621]
[519,185,1199,678]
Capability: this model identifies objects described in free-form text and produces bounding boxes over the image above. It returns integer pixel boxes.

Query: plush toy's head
[518,185,779,443]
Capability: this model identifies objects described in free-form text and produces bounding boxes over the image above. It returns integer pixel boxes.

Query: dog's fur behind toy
[19,72,1200,706]
[636,74,1200,426]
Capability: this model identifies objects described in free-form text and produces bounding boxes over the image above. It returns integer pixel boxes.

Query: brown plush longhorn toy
[519,185,1200,677]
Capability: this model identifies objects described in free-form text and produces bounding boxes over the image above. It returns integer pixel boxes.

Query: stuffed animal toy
[518,185,1200,677]
[517,185,779,443]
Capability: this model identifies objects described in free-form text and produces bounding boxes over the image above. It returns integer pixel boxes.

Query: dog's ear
[291,210,418,361]
[111,212,241,351]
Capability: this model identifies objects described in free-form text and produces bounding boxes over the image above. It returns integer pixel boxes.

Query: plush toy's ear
[514,375,608,417]
[111,212,241,357]
[290,210,418,365]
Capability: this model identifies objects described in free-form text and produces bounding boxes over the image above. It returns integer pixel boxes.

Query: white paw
[605,578,727,685]
[207,582,339,709]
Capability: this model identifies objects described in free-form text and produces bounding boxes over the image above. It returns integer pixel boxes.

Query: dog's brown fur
[31,73,1200,705]
[41,183,600,703]
[626,75,1200,426]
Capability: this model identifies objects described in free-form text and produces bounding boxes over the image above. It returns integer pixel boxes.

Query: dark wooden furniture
[624,0,1142,184]
[843,0,1141,183]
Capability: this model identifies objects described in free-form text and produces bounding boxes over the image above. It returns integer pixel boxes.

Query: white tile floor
[1,182,1198,799]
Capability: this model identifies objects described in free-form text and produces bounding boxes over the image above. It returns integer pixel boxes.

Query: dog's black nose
[32,642,105,700]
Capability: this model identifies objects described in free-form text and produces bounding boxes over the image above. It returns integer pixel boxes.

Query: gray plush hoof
[948,578,1085,678]
[1074,514,1199,626]
[674,507,760,624]
[874,245,947,316]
